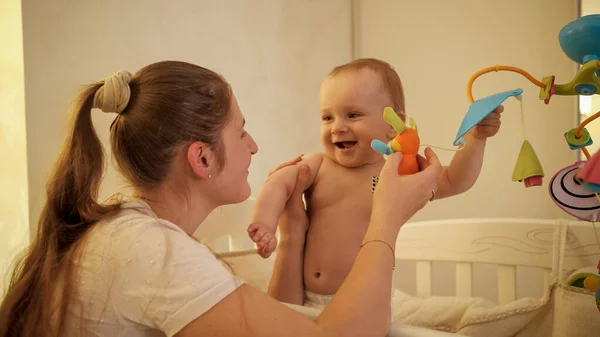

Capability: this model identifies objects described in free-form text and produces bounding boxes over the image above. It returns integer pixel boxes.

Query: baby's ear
[397,110,407,122]
[386,124,398,140]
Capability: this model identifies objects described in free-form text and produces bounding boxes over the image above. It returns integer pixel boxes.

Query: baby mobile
[453,14,600,310]
[371,14,600,310]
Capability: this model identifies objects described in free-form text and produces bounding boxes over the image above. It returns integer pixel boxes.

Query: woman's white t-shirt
[66,199,244,336]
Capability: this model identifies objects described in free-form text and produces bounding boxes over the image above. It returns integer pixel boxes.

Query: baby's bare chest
[306,162,380,220]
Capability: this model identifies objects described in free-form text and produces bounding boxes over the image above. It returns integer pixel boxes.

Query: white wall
[579,97,600,155]
[357,0,579,223]
[356,0,580,302]
[20,0,351,240]
[581,0,600,15]
[0,0,30,292]
[17,0,583,239]
[4,0,589,305]
[199,0,583,243]
[579,1,600,155]
[19,0,584,240]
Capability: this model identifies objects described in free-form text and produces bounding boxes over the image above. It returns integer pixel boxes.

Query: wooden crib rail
[397,218,600,304]
[205,217,600,305]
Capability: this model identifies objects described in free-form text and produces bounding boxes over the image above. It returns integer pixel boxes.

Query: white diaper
[303,288,410,319]
[303,290,335,309]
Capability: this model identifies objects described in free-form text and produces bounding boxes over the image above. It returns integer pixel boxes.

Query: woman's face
[211,94,258,204]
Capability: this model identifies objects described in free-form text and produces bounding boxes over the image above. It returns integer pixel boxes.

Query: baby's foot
[247,223,278,258]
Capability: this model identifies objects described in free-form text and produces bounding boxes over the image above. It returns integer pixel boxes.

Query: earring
[208,174,212,179]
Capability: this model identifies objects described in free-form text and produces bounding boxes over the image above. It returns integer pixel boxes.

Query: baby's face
[319,68,398,168]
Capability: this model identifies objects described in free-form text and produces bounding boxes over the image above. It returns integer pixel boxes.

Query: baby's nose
[331,121,348,133]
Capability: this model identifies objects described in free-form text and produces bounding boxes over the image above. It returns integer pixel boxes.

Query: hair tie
[93,70,132,114]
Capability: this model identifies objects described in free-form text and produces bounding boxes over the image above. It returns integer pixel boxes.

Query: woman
[0,60,441,337]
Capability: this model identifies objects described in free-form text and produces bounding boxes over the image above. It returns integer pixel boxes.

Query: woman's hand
[267,154,304,177]
[372,147,443,227]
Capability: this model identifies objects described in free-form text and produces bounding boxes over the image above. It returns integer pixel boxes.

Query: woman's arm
[176,213,407,337]
[176,228,398,337]
[176,150,443,337]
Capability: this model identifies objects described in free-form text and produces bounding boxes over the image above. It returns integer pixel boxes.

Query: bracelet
[360,239,396,270]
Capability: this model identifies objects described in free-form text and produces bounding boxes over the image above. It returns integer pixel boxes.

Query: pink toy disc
[578,150,600,185]
[549,161,600,221]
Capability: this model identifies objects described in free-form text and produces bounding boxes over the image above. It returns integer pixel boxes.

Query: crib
[200,202,600,336]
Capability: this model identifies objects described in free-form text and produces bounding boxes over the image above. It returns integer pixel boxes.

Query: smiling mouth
[335,141,357,150]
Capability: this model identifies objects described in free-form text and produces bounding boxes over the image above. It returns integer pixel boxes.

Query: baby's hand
[248,223,278,258]
[472,104,503,139]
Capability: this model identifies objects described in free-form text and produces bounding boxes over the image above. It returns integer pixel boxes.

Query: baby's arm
[433,105,502,199]
[434,131,488,199]
[248,153,323,258]
[266,163,310,305]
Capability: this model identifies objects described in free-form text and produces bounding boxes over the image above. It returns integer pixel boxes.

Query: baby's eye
[322,115,333,121]
[348,112,361,118]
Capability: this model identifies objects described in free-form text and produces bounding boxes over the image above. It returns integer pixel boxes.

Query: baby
[248,58,502,305]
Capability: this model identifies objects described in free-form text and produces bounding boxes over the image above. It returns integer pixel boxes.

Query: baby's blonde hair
[328,58,406,120]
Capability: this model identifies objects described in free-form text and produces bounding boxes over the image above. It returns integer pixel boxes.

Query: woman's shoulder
[74,200,243,334]
[79,198,238,288]
[84,199,212,263]
[103,199,189,237]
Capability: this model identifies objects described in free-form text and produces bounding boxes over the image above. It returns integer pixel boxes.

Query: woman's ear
[187,142,212,180]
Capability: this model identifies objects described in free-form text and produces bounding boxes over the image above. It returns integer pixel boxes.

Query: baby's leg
[247,222,278,258]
